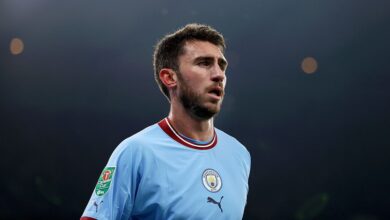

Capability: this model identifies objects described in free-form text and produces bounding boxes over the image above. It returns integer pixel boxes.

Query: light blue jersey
[81,118,251,220]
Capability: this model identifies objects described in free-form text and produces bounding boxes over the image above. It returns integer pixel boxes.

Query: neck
[168,99,214,142]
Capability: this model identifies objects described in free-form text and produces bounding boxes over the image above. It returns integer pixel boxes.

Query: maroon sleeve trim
[80,217,96,220]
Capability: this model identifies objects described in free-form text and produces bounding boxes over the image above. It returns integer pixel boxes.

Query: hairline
[176,39,226,69]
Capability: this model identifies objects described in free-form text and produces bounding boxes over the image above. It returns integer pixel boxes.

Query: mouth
[207,87,223,99]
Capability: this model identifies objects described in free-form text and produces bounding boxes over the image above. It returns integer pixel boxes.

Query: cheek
[184,78,204,91]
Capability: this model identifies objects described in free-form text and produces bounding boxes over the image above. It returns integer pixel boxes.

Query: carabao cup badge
[202,169,222,192]
[95,167,116,196]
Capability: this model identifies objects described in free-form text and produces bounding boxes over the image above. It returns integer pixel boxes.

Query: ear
[159,68,177,89]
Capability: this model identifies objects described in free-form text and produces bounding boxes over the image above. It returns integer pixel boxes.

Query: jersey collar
[158,118,218,150]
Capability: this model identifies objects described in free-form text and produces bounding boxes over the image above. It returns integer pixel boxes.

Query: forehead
[179,40,225,61]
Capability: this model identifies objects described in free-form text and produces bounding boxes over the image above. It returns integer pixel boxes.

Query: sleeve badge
[95,167,116,196]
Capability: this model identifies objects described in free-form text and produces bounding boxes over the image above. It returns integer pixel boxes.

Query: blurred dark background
[1,0,390,219]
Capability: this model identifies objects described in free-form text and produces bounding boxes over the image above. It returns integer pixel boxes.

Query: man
[81,23,251,220]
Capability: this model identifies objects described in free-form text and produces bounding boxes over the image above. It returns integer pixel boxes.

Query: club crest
[202,169,222,192]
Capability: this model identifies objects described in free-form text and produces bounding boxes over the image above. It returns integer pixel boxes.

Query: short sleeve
[81,139,141,220]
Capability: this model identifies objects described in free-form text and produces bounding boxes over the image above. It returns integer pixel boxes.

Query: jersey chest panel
[132,141,247,220]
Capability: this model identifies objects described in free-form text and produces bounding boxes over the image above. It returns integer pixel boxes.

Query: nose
[211,65,225,83]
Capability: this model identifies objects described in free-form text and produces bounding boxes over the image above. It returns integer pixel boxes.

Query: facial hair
[177,74,221,120]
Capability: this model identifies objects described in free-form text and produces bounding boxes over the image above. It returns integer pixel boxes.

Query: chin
[191,104,221,120]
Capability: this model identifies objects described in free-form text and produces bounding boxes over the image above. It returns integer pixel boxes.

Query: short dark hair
[153,23,226,100]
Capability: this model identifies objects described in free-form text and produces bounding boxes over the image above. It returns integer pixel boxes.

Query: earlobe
[159,68,177,88]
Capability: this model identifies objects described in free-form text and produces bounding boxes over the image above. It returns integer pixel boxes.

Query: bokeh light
[301,57,318,74]
[10,38,24,55]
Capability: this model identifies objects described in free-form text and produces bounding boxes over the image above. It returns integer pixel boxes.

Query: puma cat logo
[207,196,224,213]
[93,200,103,213]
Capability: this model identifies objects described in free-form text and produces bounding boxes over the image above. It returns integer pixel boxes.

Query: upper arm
[81,140,141,220]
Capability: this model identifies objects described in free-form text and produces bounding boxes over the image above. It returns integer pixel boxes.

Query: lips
[207,86,224,99]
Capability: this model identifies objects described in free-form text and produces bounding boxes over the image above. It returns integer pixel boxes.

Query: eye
[219,62,227,71]
[198,60,212,67]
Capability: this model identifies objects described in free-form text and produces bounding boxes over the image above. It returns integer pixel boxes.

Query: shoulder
[215,128,251,178]
[215,128,251,161]
[107,123,163,165]
[215,128,249,151]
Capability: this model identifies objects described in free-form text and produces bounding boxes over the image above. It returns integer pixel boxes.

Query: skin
[159,40,228,142]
